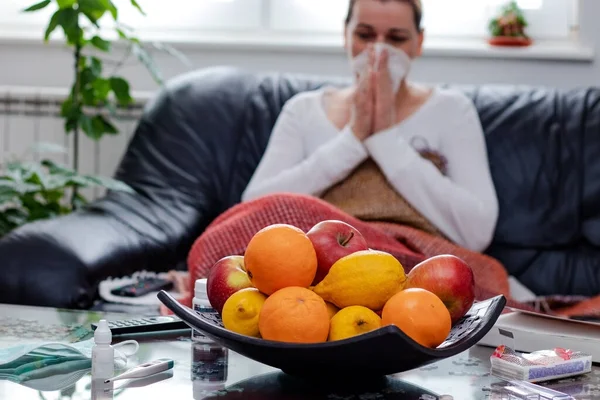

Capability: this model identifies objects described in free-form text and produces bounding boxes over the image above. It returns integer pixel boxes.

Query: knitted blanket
[186,193,529,309]
[181,193,600,318]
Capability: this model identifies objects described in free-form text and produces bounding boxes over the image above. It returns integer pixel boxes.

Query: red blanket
[186,193,534,311]
[180,193,600,318]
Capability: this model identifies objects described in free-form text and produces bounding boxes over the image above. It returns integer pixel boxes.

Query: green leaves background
[0,152,134,236]
[0,0,184,236]
[25,0,155,141]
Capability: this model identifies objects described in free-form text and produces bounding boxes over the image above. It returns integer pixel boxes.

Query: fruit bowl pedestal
[158,291,506,379]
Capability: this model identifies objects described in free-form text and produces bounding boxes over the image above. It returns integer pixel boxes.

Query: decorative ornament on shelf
[487,1,533,47]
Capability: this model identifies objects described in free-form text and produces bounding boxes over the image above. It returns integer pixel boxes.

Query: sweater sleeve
[363,97,499,252]
[241,96,369,202]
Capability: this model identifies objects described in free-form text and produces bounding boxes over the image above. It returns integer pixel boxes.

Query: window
[269,0,576,40]
[0,0,578,43]
[421,0,575,39]
[0,0,263,39]
[115,0,263,32]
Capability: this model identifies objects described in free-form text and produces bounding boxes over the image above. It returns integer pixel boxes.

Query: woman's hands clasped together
[350,44,397,141]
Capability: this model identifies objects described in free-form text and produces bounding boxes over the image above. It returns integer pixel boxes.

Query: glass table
[1,303,599,400]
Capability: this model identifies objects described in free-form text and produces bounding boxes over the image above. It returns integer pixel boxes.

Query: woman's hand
[350,46,375,141]
[372,48,396,134]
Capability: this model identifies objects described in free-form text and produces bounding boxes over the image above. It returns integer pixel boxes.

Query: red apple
[306,220,369,285]
[404,254,475,324]
[206,255,253,314]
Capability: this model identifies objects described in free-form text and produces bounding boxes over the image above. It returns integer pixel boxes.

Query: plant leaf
[1,208,29,227]
[152,42,192,67]
[7,162,46,188]
[77,113,119,140]
[0,184,19,203]
[129,0,145,15]
[92,115,118,135]
[0,208,28,237]
[90,35,111,52]
[61,96,81,133]
[56,0,76,8]
[42,189,66,203]
[88,175,135,193]
[131,42,163,85]
[80,65,103,105]
[81,86,96,106]
[41,159,76,177]
[44,10,62,41]
[60,96,75,117]
[116,28,129,40]
[81,65,99,84]
[23,0,51,12]
[21,194,57,221]
[109,77,132,106]
[0,176,42,195]
[72,192,88,209]
[79,114,97,139]
[90,56,103,76]
[99,0,118,19]
[29,142,68,154]
[50,8,80,45]
[79,0,107,26]
[92,78,111,102]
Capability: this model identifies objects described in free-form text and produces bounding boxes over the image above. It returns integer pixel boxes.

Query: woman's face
[344,0,424,59]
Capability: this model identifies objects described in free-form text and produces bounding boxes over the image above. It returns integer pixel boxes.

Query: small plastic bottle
[91,319,115,381]
[192,279,218,342]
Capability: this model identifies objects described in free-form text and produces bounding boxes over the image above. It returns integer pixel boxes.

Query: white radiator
[0,86,150,199]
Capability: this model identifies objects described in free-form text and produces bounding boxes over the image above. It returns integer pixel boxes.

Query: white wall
[0,1,598,92]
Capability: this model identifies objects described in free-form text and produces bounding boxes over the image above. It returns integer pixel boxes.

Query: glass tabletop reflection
[1,303,599,400]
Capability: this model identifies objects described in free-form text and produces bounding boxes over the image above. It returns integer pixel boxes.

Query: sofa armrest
[0,168,215,309]
[0,197,174,308]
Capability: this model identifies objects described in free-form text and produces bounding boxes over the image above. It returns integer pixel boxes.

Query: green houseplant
[487,0,532,46]
[0,0,179,236]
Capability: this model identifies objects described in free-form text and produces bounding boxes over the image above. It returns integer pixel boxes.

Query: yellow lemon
[325,301,340,320]
[313,249,406,311]
[221,288,267,337]
[329,306,381,341]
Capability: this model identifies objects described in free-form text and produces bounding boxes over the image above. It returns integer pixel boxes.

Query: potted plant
[488,0,532,47]
[0,0,186,237]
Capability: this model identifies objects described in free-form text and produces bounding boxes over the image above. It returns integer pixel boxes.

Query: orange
[258,286,330,343]
[244,224,317,295]
[381,288,451,348]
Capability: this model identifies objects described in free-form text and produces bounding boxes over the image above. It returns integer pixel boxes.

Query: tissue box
[490,345,592,383]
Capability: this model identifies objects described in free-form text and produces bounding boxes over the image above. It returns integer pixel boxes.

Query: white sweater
[242,87,499,252]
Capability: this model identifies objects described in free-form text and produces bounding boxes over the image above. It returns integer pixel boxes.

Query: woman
[182,0,514,310]
[242,0,498,252]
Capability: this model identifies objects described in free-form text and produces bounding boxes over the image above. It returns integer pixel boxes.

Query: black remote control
[110,277,174,297]
[91,316,189,336]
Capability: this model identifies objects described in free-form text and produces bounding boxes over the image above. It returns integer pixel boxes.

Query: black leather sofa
[1,66,600,309]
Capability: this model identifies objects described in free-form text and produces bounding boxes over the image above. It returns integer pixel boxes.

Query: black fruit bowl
[158,291,505,379]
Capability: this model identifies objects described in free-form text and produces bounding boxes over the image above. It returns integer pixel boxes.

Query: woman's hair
[344,0,423,31]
